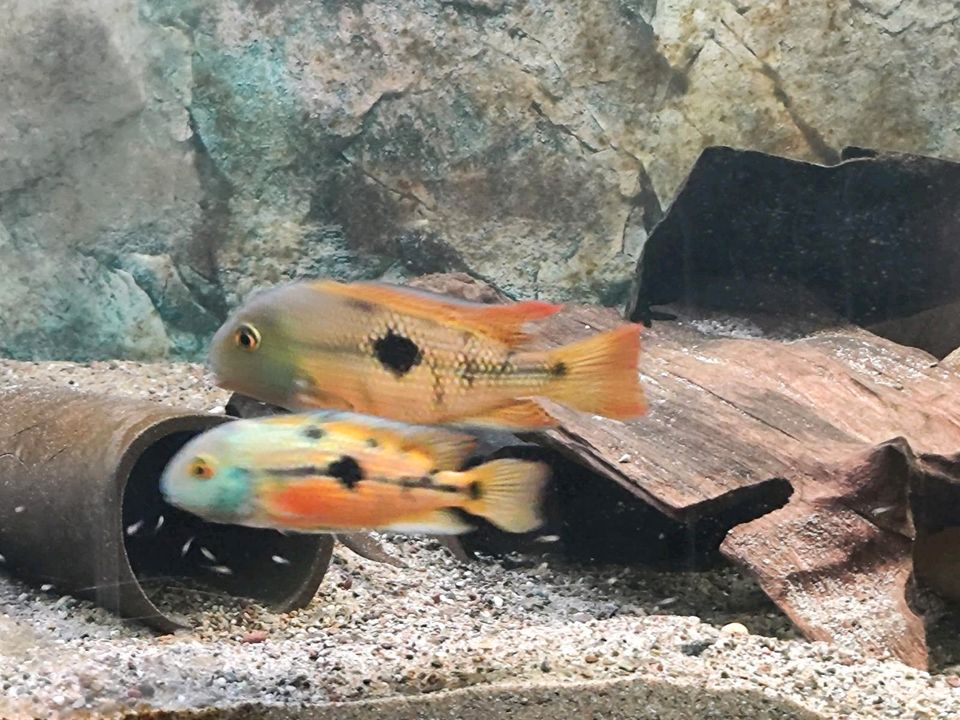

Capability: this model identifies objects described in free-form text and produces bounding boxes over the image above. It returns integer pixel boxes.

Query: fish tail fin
[453,459,549,534]
[542,323,647,421]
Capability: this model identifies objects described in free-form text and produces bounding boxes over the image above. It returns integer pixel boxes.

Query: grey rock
[2,0,960,359]
[0,223,169,359]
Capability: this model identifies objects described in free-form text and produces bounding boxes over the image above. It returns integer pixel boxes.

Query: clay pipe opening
[0,386,333,632]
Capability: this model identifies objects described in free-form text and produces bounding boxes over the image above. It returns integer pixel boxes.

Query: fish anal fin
[456,399,558,430]
[383,509,475,535]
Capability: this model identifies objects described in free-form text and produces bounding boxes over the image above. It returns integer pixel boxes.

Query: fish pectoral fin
[455,399,558,430]
[313,278,560,346]
[290,387,354,412]
[381,509,475,536]
[456,458,549,534]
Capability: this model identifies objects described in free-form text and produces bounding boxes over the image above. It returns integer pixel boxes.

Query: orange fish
[160,410,549,535]
[208,279,647,430]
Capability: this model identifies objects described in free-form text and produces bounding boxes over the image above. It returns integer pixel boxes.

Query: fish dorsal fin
[396,426,477,471]
[320,412,478,470]
[311,279,561,346]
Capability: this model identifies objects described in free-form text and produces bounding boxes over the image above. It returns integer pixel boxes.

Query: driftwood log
[515,301,960,669]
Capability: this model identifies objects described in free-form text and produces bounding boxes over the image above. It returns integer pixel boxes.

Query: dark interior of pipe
[121,429,326,613]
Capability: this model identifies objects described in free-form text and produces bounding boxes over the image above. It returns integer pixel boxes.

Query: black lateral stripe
[367,475,463,494]
[262,469,464,495]
[264,465,328,478]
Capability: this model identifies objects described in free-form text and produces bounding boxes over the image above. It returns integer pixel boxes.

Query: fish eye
[187,456,216,481]
[234,323,261,351]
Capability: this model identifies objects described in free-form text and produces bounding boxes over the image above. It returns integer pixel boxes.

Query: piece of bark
[721,440,925,668]
[514,301,960,668]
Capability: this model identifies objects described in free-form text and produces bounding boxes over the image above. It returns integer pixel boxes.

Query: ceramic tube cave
[0,386,333,632]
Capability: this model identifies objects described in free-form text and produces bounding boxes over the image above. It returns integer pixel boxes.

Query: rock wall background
[1,0,957,360]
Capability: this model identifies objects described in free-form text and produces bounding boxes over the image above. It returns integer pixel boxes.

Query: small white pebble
[617,454,631,463]
[534,535,560,544]
[154,515,165,532]
[200,546,218,562]
[491,595,504,609]
[125,519,144,536]
[181,537,195,557]
[14,506,24,513]
[40,583,53,592]
[206,564,233,576]
[720,622,749,636]
[271,555,290,565]
[656,596,678,607]
[871,505,896,516]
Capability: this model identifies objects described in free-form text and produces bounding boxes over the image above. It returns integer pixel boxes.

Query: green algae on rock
[4,0,960,359]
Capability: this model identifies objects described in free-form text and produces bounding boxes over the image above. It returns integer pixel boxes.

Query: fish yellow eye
[234,323,261,351]
[187,456,215,480]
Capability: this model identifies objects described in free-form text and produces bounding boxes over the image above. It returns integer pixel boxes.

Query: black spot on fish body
[265,465,326,478]
[550,361,568,378]
[373,330,422,377]
[327,456,364,490]
[365,437,378,448]
[381,476,462,494]
[468,480,483,500]
[303,426,326,440]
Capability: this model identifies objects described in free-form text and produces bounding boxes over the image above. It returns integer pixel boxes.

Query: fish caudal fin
[543,323,647,421]
[455,458,549,534]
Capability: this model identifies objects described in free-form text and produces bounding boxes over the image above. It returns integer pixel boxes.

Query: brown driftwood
[515,302,960,669]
